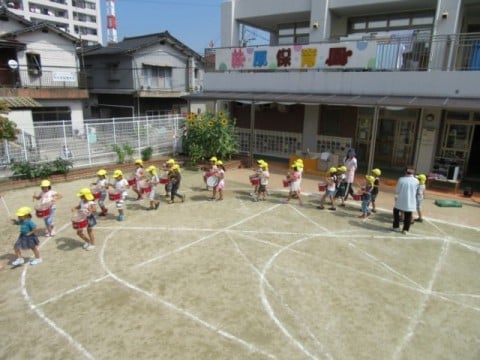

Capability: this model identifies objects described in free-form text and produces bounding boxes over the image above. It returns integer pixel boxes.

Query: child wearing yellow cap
[317,167,338,210]
[11,206,42,266]
[132,159,146,200]
[163,159,175,197]
[72,188,97,251]
[415,174,427,222]
[204,156,218,190]
[111,169,129,221]
[168,164,186,204]
[33,179,62,237]
[255,161,269,201]
[92,169,109,216]
[146,165,160,210]
[370,168,382,213]
[359,175,375,219]
[286,163,303,205]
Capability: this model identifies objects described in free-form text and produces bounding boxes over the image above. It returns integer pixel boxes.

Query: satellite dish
[8,59,18,70]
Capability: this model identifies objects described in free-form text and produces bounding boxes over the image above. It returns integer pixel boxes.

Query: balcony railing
[0,67,87,89]
[205,32,480,72]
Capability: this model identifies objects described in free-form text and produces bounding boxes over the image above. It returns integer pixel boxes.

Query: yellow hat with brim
[260,162,268,169]
[166,159,175,164]
[216,160,223,166]
[113,170,123,178]
[416,174,427,184]
[135,159,143,166]
[40,179,51,187]
[97,169,107,176]
[366,175,375,184]
[210,156,217,162]
[77,188,94,201]
[329,167,337,173]
[15,206,32,217]
[372,168,382,176]
[146,165,157,173]
[172,164,181,171]
[338,166,347,172]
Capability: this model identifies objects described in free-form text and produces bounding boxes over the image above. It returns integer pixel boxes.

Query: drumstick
[1,196,12,217]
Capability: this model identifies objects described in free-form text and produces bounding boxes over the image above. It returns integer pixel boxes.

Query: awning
[185,92,480,110]
[0,96,42,108]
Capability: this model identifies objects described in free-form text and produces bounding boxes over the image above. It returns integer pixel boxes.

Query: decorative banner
[53,72,77,82]
[215,41,382,71]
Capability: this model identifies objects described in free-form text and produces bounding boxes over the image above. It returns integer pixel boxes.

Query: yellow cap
[97,169,107,176]
[296,158,304,164]
[329,167,337,173]
[15,206,32,217]
[416,174,426,184]
[135,159,143,166]
[260,162,268,169]
[372,168,382,176]
[338,166,347,172]
[166,159,175,164]
[209,156,217,162]
[366,175,375,184]
[172,164,180,171]
[113,170,123,178]
[216,160,223,166]
[40,179,51,187]
[146,165,157,174]
[77,188,94,201]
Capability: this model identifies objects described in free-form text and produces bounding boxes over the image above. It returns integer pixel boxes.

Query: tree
[0,100,18,141]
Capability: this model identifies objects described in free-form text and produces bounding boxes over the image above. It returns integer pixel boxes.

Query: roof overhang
[0,96,42,108]
[184,92,480,110]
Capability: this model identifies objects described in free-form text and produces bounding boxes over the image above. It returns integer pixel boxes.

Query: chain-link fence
[0,115,185,178]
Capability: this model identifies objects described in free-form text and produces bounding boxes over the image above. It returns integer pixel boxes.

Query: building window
[349,11,434,34]
[32,107,71,122]
[142,65,172,89]
[26,53,42,75]
[107,62,120,81]
[278,23,310,45]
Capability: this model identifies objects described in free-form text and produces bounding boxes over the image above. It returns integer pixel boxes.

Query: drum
[282,179,290,187]
[250,177,260,186]
[90,186,102,200]
[318,182,327,192]
[159,176,169,184]
[108,189,122,201]
[352,194,362,201]
[206,175,219,187]
[127,177,136,186]
[72,213,88,230]
[139,181,152,194]
[35,203,51,218]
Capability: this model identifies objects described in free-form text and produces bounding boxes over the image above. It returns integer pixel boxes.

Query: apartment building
[191,0,480,186]
[4,0,102,45]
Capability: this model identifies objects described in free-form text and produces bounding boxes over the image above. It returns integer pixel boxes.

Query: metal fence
[0,114,185,178]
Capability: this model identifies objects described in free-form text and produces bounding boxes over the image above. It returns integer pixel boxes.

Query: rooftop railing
[0,67,88,89]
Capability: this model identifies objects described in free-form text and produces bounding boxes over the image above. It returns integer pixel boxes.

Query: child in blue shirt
[11,206,42,266]
[359,175,374,219]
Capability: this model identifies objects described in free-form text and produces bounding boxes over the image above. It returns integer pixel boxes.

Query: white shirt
[394,175,419,212]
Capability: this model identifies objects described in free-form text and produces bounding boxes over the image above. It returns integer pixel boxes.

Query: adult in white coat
[392,167,419,234]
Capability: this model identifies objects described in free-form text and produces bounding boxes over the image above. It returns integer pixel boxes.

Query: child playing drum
[204,156,218,190]
[162,159,175,198]
[33,179,62,237]
[132,159,146,200]
[167,164,186,204]
[210,160,226,201]
[110,170,129,221]
[72,188,97,251]
[146,165,160,210]
[92,169,109,216]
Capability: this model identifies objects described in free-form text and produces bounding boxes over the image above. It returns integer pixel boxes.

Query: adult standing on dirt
[392,167,419,234]
[343,148,357,202]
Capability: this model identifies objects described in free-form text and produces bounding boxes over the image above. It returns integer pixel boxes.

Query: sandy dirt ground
[0,167,479,360]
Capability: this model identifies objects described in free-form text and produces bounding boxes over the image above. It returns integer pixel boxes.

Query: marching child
[163,158,175,198]
[11,206,42,266]
[211,160,226,201]
[72,188,97,251]
[370,168,382,213]
[415,174,427,222]
[335,165,347,207]
[256,161,270,201]
[132,159,146,200]
[250,159,264,197]
[92,169,109,216]
[111,169,129,221]
[359,175,374,219]
[317,167,337,210]
[204,156,218,190]
[286,164,303,205]
[33,179,62,237]
[146,165,160,210]
[168,164,186,204]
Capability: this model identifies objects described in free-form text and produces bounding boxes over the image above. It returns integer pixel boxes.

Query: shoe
[208,198,215,201]
[83,242,89,249]
[328,207,336,211]
[401,230,408,235]
[339,203,346,207]
[30,258,42,265]
[50,230,56,236]
[155,202,160,210]
[45,232,51,237]
[414,218,423,222]
[181,194,186,202]
[317,205,325,209]
[168,200,174,204]
[117,214,125,221]
[12,258,25,266]
[371,209,377,213]
[85,245,95,251]
[391,227,401,233]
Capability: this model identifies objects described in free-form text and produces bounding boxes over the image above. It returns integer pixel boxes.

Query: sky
[101,0,224,54]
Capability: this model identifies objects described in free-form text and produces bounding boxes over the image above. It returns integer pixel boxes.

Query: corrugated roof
[184,91,480,110]
[0,96,42,108]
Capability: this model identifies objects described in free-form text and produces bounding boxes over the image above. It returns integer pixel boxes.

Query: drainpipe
[367,106,380,174]
[249,101,255,168]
